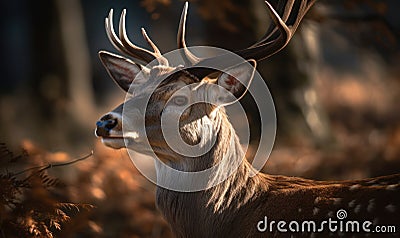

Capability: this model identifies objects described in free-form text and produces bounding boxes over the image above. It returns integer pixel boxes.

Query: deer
[95,1,400,237]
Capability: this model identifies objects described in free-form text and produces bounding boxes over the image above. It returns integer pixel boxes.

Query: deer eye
[172,95,188,106]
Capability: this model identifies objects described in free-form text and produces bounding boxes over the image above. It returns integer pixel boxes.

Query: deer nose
[95,115,118,137]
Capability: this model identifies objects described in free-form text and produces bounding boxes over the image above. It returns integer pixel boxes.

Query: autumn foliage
[0,142,172,237]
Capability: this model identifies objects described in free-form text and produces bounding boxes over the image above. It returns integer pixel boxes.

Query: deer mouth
[99,135,124,140]
[99,135,126,149]
[94,127,125,148]
[96,127,144,149]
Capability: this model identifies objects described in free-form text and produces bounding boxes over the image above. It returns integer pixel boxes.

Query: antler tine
[104,9,169,66]
[141,28,161,55]
[105,9,135,57]
[177,2,201,65]
[118,9,161,64]
[234,0,316,61]
[252,0,295,47]
[141,28,169,66]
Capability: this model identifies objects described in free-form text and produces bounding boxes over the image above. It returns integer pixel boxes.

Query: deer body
[154,108,399,237]
[95,1,400,237]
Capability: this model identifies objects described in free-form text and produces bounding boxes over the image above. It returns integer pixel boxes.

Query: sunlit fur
[97,1,400,236]
[150,77,400,237]
[99,70,400,237]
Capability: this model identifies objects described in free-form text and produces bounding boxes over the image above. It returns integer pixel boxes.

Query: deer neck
[155,110,268,235]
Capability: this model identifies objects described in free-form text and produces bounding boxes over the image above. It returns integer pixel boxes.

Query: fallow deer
[95,1,400,237]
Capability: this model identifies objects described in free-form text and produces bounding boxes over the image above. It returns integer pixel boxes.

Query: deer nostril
[105,119,118,130]
[95,118,118,137]
[96,118,118,131]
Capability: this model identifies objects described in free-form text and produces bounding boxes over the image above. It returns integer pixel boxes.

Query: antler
[105,1,316,69]
[235,0,317,61]
[105,9,169,66]
[179,0,316,69]
[177,2,201,65]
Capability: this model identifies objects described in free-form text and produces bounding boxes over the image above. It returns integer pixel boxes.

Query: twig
[13,150,94,177]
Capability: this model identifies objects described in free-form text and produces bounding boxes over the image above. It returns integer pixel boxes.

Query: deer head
[95,1,315,167]
[94,2,400,237]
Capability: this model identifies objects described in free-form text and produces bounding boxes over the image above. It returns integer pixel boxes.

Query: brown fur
[155,103,400,238]
[98,69,400,237]
[97,8,400,235]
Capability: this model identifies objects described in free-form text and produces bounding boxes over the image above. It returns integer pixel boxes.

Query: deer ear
[214,59,256,106]
[99,51,147,92]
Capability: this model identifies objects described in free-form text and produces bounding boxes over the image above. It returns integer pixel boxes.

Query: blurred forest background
[0,0,400,237]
